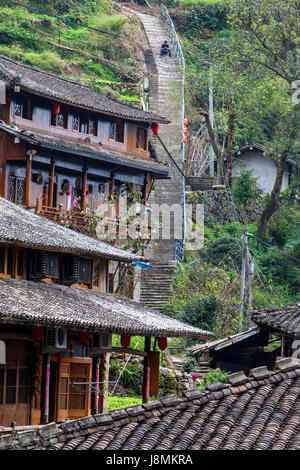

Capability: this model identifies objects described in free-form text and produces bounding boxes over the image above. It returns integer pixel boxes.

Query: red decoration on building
[42,183,48,206]
[52,103,60,115]
[79,331,89,344]
[121,335,131,348]
[182,136,187,144]
[32,326,44,341]
[184,118,189,126]
[158,337,167,350]
[152,123,159,135]
[183,127,188,135]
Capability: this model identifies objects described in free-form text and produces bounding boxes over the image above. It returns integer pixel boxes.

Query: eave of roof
[234,143,296,165]
[188,327,260,355]
[3,357,300,450]
[0,277,214,339]
[0,197,144,263]
[251,305,300,339]
[0,56,170,124]
[0,121,171,178]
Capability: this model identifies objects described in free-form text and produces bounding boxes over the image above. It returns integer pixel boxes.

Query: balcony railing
[35,201,152,250]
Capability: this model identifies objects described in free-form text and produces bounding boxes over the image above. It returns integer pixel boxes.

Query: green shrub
[179,294,217,331]
[204,236,242,268]
[23,51,66,73]
[181,358,197,373]
[0,24,39,49]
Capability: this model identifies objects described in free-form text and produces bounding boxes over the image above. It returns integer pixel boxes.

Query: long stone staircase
[140,263,176,311]
[123,5,185,312]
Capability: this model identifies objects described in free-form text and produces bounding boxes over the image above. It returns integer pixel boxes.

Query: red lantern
[183,127,188,135]
[32,326,44,341]
[184,118,189,126]
[79,331,89,344]
[52,103,60,115]
[158,337,167,350]
[182,136,187,144]
[121,335,131,348]
[152,123,159,135]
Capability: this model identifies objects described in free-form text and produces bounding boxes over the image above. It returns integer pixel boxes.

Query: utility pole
[209,62,214,178]
[238,231,254,333]
[238,231,247,333]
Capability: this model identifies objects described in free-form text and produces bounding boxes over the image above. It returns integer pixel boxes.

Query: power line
[246,232,300,264]
[7,0,119,37]
[6,0,183,74]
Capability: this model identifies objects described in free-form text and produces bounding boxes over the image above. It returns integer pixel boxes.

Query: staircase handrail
[160,3,185,73]
[160,3,186,252]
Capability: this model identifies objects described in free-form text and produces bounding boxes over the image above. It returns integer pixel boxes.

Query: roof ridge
[0,55,169,122]
[54,359,300,435]
[0,54,93,90]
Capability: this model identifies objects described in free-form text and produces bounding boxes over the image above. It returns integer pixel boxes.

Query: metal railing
[160,4,186,256]
[160,3,185,73]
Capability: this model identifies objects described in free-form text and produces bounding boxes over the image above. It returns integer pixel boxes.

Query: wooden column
[142,337,151,404]
[25,153,32,207]
[102,353,110,414]
[91,355,99,415]
[82,167,88,211]
[0,133,7,198]
[109,172,115,218]
[41,353,51,424]
[48,159,56,208]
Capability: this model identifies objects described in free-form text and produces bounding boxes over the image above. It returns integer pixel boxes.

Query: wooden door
[56,358,92,422]
[0,340,32,427]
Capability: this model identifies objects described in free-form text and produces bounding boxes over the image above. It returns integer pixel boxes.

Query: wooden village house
[0,196,213,428]
[0,55,171,241]
[189,305,300,374]
[232,143,295,193]
[0,55,214,428]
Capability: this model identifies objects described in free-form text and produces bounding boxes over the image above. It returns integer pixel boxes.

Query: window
[18,369,30,404]
[0,341,31,413]
[72,112,97,136]
[136,127,148,150]
[92,262,100,289]
[78,258,91,284]
[109,120,124,143]
[45,253,59,279]
[59,377,68,410]
[16,249,26,279]
[27,250,45,281]
[9,175,26,206]
[0,247,13,278]
[69,377,86,410]
[5,369,17,404]
[51,105,68,128]
[14,95,32,120]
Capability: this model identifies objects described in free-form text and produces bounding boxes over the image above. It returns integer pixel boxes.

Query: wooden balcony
[34,201,152,247]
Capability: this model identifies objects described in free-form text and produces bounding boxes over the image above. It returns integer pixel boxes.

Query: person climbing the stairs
[160,40,172,57]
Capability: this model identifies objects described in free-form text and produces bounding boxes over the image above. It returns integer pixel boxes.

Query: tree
[229,0,300,238]
[185,35,274,187]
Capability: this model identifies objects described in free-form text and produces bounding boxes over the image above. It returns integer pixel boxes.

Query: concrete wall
[232,151,291,193]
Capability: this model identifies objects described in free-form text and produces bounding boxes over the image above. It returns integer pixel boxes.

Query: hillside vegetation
[0,0,146,101]
[0,0,299,339]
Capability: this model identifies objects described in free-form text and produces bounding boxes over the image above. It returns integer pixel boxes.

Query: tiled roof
[0,277,213,339]
[1,358,299,450]
[0,55,169,124]
[235,143,296,165]
[0,197,144,263]
[252,305,300,339]
[0,121,171,178]
[188,327,260,356]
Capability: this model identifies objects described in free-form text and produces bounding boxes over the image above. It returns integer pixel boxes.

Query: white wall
[232,151,290,193]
